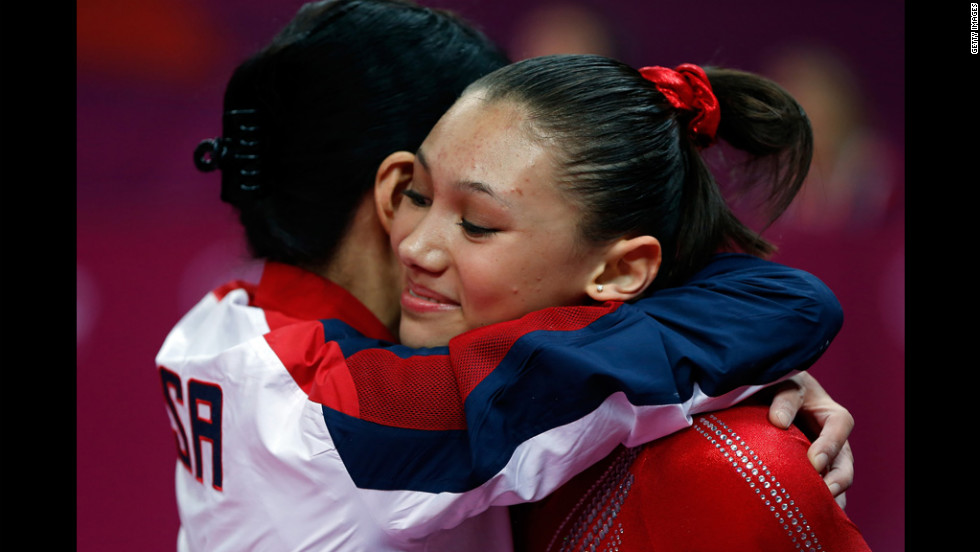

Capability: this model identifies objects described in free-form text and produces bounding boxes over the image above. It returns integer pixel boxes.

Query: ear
[374,151,416,234]
[585,235,662,302]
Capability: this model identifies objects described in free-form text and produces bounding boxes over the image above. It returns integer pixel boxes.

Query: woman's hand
[766,372,854,508]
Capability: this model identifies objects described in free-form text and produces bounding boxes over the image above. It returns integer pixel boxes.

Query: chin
[398,323,454,349]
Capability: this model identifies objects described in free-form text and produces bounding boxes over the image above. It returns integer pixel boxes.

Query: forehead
[419,93,565,209]
[434,92,527,137]
[420,95,551,187]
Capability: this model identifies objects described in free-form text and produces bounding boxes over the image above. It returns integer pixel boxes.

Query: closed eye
[457,219,499,238]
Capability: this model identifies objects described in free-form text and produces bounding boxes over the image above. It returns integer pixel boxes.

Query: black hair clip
[194,108,271,204]
[194,138,227,172]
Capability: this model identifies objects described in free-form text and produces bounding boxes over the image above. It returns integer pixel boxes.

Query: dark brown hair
[207,0,509,269]
[466,54,812,291]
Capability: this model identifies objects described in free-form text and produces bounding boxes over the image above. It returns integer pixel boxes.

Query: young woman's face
[392,94,608,348]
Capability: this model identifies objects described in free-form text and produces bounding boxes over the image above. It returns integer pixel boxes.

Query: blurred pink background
[77,1,904,549]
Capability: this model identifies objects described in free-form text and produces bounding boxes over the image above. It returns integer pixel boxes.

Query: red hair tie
[638,63,720,146]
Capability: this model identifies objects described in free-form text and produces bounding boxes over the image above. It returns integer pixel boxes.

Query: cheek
[457,254,507,300]
[458,251,571,327]
[508,243,598,309]
[456,254,522,322]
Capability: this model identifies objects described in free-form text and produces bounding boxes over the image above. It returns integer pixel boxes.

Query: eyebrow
[416,147,510,207]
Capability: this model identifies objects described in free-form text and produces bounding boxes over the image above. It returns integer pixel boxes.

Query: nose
[397,209,450,276]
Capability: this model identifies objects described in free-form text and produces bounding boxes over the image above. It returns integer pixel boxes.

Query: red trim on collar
[253,262,395,342]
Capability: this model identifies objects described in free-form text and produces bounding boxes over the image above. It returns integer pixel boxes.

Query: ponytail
[671,67,813,283]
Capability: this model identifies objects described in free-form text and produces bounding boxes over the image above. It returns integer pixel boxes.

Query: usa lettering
[160,367,224,490]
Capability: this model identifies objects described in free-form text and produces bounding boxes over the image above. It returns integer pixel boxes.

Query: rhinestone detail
[545,447,639,552]
[693,414,823,551]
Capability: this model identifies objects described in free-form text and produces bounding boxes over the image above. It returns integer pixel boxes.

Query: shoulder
[156,282,268,365]
[622,404,869,551]
[517,404,870,552]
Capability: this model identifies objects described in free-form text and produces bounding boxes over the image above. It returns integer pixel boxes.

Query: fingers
[817,441,854,500]
[766,376,806,429]
[805,401,853,467]
[761,373,856,505]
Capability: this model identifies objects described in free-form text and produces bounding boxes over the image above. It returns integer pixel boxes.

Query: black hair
[198,0,509,269]
[465,54,812,291]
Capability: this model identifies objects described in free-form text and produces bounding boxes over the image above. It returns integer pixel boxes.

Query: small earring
[596,284,604,293]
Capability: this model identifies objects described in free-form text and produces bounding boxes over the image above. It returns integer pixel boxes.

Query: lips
[401,281,459,313]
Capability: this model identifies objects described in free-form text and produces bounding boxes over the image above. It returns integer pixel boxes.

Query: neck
[317,197,401,336]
